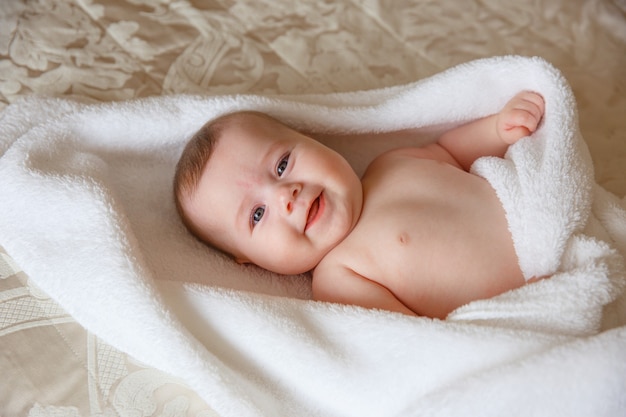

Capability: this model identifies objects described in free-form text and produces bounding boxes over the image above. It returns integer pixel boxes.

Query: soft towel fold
[1,56,625,417]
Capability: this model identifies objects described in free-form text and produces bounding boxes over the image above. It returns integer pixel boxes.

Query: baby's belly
[352,161,525,318]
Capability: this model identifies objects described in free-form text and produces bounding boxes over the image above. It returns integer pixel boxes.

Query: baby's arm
[312,265,417,316]
[436,91,545,170]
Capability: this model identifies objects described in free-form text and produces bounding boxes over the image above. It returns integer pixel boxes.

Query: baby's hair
[173,115,223,240]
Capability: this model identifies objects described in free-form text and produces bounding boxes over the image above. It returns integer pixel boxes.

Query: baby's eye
[276,154,290,177]
[251,206,265,227]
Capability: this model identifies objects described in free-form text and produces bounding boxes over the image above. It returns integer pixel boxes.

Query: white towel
[1,56,625,417]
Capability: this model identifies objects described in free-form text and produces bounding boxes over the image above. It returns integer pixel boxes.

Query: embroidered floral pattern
[0,245,217,416]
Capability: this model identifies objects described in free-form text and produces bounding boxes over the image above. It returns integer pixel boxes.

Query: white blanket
[1,56,625,416]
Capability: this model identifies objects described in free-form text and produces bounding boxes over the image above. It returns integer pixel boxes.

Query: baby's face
[184,114,363,275]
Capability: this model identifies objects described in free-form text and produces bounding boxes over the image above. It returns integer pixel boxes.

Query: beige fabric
[0,0,625,415]
[0,246,217,416]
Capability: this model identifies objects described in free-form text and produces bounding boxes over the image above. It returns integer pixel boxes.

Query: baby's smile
[305,192,325,231]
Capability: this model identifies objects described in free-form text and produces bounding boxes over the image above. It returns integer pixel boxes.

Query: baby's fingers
[498,92,545,144]
[512,92,545,126]
[499,124,531,144]
[505,107,541,133]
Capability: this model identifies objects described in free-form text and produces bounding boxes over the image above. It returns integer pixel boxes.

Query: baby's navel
[398,232,410,245]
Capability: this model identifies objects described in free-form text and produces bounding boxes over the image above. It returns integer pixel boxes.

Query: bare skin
[313,148,523,318]
[313,92,544,318]
[183,91,545,319]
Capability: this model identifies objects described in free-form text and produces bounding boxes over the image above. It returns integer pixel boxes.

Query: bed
[1,1,625,416]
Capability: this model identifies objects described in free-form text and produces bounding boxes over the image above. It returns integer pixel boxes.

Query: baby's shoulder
[364,147,421,178]
[311,249,379,303]
[312,253,356,295]
[314,241,355,276]
[369,146,419,165]
[313,231,367,277]
[367,144,461,174]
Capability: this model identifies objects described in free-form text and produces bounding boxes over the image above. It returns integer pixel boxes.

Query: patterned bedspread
[1,1,625,415]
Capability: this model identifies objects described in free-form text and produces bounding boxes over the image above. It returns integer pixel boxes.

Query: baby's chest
[352,193,463,263]
[347,163,510,280]
[360,159,494,232]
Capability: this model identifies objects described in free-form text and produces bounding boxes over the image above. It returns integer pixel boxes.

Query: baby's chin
[264,252,327,276]
[271,259,320,276]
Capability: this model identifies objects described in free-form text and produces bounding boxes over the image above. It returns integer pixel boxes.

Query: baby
[174,91,545,319]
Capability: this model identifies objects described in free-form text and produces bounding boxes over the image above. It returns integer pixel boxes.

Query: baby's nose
[279,183,302,213]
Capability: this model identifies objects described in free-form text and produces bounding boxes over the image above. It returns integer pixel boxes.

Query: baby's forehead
[216,112,288,146]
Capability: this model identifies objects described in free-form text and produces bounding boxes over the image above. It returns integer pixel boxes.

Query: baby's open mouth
[305,193,323,230]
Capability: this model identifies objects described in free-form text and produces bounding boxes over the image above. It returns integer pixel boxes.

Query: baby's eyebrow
[266,140,286,169]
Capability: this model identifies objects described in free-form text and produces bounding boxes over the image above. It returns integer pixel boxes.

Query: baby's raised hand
[496,91,545,144]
